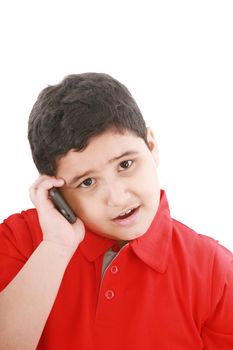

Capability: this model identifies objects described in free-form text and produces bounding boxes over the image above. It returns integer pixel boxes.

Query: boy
[0,73,232,350]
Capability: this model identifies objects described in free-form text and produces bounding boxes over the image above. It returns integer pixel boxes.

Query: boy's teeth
[120,209,132,216]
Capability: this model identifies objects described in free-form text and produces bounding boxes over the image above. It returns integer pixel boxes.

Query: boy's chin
[89,211,154,241]
[103,227,148,242]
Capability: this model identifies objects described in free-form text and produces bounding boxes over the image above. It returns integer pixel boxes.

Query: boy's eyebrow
[67,150,139,186]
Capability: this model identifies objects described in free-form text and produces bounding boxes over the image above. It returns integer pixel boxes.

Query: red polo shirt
[0,190,233,349]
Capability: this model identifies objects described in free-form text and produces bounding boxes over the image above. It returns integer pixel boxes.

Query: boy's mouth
[113,206,139,219]
[112,206,141,226]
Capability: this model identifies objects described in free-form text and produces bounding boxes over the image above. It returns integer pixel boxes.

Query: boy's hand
[29,175,85,256]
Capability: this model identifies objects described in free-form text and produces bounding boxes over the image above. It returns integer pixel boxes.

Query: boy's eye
[119,160,133,170]
[79,178,96,188]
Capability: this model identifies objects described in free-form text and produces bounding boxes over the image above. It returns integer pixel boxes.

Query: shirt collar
[79,190,173,273]
[131,190,173,273]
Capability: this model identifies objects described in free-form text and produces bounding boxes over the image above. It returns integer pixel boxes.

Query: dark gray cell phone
[49,187,77,224]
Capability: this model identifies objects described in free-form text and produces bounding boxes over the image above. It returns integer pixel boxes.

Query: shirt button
[110,265,118,274]
[105,290,115,300]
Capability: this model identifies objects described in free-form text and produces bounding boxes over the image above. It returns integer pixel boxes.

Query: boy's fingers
[29,176,65,208]
[30,175,62,190]
[29,175,53,196]
[36,179,64,209]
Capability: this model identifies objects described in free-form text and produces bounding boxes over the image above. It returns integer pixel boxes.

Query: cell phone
[49,187,77,224]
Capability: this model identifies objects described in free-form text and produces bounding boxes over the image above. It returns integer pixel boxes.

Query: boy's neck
[117,240,129,248]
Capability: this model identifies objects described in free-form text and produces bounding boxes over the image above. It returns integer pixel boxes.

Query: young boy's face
[56,128,160,242]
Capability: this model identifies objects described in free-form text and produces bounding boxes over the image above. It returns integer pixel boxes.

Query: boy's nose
[105,182,131,207]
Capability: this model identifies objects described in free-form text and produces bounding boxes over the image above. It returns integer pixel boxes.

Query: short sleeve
[201,244,233,349]
[0,210,42,292]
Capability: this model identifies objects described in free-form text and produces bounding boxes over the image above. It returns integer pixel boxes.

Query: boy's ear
[146,127,159,167]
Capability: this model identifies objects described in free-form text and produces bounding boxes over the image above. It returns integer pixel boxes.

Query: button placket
[110,265,118,274]
[105,289,115,300]
[103,265,119,300]
[96,245,128,324]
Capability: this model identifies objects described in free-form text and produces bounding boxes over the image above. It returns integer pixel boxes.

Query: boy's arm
[201,246,233,349]
[0,175,85,350]
[0,241,73,350]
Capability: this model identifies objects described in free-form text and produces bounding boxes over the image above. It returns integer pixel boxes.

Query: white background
[0,0,232,251]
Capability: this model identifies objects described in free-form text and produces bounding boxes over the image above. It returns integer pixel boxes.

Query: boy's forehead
[87,129,143,149]
[56,130,146,175]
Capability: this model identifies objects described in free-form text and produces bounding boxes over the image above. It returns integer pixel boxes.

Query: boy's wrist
[40,240,77,262]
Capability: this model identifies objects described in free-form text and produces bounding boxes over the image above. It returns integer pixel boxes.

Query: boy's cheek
[59,189,84,214]
[68,195,94,219]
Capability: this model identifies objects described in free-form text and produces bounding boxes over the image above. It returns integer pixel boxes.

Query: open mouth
[115,207,138,220]
[112,206,140,226]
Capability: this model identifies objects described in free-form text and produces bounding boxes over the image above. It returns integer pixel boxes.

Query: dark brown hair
[28,73,148,175]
